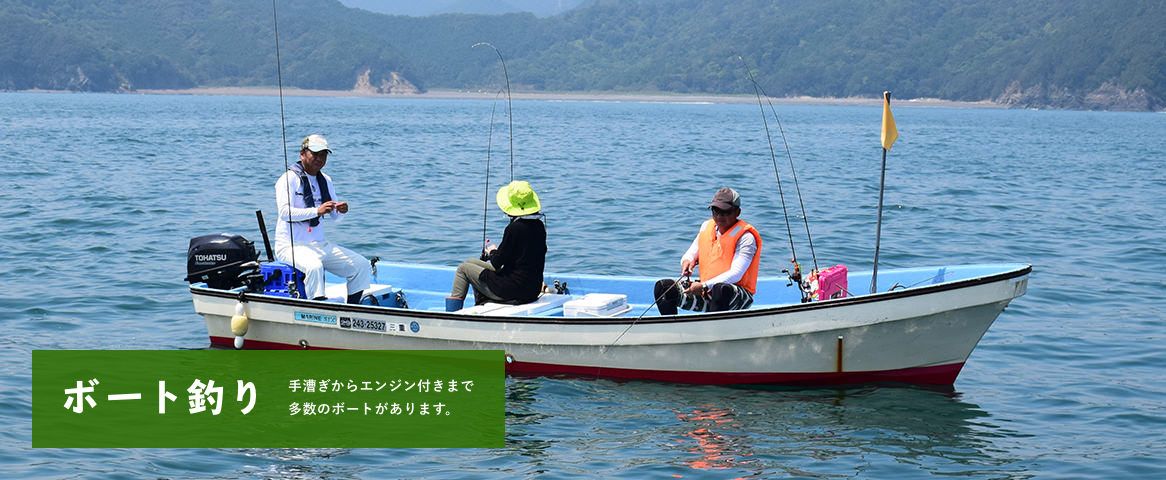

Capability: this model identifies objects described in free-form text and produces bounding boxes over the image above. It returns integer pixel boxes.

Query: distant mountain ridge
[1,0,1162,111]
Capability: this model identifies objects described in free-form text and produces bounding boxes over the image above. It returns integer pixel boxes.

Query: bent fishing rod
[472,42,515,182]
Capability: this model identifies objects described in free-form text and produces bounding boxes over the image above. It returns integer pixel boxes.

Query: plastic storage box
[563,293,632,317]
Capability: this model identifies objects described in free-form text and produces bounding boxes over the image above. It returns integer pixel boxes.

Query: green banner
[33,350,504,448]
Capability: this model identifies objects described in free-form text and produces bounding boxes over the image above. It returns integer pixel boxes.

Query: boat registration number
[339,316,391,333]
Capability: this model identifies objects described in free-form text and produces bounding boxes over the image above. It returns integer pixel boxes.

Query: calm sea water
[2,92,1163,478]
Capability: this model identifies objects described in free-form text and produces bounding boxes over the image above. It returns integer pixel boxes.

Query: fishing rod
[744,66,819,274]
[609,270,691,347]
[472,42,514,182]
[272,0,300,298]
[482,88,504,256]
[737,56,817,301]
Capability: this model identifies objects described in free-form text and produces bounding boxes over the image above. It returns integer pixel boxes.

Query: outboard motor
[184,233,262,290]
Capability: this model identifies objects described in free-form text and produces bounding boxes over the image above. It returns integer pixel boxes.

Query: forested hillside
[0,0,418,92]
[2,0,1163,110]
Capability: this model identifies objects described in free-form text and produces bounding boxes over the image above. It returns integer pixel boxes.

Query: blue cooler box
[261,262,304,297]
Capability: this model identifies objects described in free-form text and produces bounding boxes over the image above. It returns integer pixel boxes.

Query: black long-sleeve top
[480,218,547,304]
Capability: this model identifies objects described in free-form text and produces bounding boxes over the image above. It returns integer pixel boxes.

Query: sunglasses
[711,207,735,216]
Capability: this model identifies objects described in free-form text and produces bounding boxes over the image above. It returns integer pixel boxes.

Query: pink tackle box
[816,264,848,301]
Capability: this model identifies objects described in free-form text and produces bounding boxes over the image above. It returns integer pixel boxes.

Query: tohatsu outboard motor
[184,233,262,290]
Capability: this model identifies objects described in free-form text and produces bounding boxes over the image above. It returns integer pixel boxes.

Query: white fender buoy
[230,301,249,349]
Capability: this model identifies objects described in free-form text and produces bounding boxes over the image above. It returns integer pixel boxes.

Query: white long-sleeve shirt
[681,219,758,286]
[273,169,344,247]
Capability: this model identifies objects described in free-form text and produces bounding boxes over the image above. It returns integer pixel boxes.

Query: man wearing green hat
[446,180,547,311]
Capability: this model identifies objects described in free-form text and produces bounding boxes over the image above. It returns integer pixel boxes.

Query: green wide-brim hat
[496,180,541,217]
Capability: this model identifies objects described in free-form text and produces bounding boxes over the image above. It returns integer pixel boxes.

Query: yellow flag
[881,91,898,150]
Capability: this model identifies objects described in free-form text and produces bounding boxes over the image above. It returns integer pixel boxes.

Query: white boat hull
[191,263,1030,386]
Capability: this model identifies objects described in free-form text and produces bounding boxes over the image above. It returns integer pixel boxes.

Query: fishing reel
[677,269,702,296]
[782,260,814,303]
[552,280,570,295]
[677,267,690,289]
[479,241,497,262]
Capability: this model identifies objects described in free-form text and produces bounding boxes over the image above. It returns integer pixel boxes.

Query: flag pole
[871,91,897,294]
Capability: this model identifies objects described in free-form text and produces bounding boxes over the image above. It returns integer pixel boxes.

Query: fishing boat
[192,19,1028,386]
[187,237,1030,386]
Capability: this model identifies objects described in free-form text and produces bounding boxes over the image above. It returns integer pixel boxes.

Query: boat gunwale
[190,264,1031,325]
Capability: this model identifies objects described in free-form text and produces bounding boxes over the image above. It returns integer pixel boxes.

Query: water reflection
[491,377,1026,478]
[657,384,1023,478]
[503,378,554,461]
[674,404,759,471]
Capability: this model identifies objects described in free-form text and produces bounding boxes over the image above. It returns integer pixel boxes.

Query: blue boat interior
[242,261,1029,317]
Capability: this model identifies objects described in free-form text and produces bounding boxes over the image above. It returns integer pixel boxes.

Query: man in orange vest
[654,187,762,315]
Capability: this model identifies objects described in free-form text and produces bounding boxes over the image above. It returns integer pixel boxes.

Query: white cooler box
[563,293,632,317]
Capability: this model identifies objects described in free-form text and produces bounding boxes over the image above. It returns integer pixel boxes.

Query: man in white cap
[653,187,762,315]
[273,134,371,303]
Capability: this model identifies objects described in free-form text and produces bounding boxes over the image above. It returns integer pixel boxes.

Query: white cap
[301,134,331,153]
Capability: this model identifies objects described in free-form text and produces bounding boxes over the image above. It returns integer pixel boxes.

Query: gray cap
[709,187,740,210]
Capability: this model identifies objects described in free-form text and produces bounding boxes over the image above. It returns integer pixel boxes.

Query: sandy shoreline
[128,86,1003,109]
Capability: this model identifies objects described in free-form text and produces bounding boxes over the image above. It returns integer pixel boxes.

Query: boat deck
[287,262,1030,317]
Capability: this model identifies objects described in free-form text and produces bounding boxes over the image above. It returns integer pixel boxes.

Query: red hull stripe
[505,359,963,386]
[210,336,963,386]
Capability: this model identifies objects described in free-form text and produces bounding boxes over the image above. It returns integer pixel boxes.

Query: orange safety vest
[697,219,762,294]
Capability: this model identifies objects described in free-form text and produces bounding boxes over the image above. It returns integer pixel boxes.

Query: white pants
[275,241,371,299]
